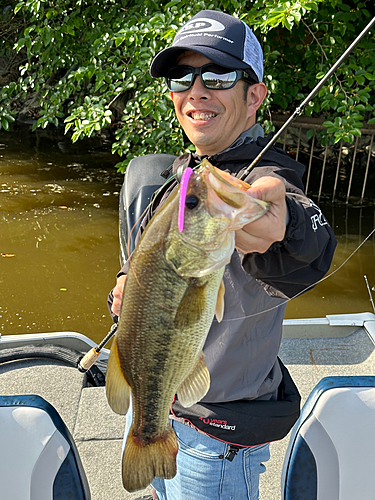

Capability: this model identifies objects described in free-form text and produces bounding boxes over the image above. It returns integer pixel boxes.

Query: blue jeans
[151,420,270,500]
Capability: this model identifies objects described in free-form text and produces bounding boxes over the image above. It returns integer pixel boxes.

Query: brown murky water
[0,129,123,344]
[285,204,375,318]
[1,129,374,345]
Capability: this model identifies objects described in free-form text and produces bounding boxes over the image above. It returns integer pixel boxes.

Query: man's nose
[188,75,210,99]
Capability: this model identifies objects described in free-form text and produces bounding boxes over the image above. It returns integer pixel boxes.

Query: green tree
[0,0,374,169]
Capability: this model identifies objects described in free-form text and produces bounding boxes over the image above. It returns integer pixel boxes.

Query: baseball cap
[150,10,263,82]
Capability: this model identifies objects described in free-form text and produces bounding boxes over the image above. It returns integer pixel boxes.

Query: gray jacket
[108,130,336,403]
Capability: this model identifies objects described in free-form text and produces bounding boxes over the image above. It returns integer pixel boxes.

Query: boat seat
[119,153,177,263]
[281,376,375,500]
[0,394,90,500]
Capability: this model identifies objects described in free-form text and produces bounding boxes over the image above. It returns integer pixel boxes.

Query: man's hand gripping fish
[105,159,270,492]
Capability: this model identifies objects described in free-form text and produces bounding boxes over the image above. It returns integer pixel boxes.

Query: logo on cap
[179,17,225,34]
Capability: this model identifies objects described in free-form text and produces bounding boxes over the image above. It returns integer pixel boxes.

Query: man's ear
[247,83,267,118]
[170,92,174,100]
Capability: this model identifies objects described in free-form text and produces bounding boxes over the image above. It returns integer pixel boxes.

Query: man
[108,9,336,500]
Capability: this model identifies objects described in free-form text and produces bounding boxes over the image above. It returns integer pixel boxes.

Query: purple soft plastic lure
[178,167,193,232]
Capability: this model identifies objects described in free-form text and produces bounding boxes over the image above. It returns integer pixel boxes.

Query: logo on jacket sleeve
[309,200,328,232]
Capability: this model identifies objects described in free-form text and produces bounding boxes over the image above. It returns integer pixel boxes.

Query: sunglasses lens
[202,68,238,89]
[166,67,193,92]
[165,65,241,92]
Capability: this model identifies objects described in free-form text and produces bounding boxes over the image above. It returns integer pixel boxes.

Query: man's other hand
[112,274,127,317]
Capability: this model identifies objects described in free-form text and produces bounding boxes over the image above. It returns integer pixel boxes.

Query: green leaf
[165,0,181,8]
[343,133,354,143]
[65,122,74,132]
[306,128,315,140]
[115,37,125,47]
[1,117,9,130]
[355,75,365,85]
[66,25,75,36]
[14,2,24,14]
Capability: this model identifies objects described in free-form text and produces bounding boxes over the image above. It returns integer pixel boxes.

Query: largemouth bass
[106,159,269,492]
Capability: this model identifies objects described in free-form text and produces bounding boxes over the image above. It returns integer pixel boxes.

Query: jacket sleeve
[240,163,337,299]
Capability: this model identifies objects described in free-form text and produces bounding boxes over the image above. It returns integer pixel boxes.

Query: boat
[1,312,375,500]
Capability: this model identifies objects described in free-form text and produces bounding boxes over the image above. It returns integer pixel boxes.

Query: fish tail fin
[122,423,178,492]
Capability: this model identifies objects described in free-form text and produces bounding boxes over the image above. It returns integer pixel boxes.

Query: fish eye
[185,194,199,209]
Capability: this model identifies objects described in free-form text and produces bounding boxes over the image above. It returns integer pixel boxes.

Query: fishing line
[222,227,375,322]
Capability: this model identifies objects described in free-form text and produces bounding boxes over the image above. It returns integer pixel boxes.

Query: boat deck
[1,313,374,500]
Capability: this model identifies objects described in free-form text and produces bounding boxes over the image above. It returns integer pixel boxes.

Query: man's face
[170,52,264,156]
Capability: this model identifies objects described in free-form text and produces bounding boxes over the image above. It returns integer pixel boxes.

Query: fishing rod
[78,322,117,373]
[364,275,375,314]
[240,15,375,181]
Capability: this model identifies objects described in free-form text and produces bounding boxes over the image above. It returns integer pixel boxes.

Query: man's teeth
[191,112,216,120]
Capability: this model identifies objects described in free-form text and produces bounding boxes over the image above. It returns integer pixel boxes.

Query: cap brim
[150,45,252,77]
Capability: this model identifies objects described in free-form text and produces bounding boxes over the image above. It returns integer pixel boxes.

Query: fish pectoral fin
[215,279,225,323]
[174,279,207,330]
[177,353,210,408]
[106,335,131,415]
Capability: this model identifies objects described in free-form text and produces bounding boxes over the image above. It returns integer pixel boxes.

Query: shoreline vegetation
[0,1,374,186]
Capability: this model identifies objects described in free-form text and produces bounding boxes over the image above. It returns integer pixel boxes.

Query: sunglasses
[165,64,257,93]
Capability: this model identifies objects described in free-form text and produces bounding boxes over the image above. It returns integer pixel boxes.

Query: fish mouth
[204,160,251,193]
[199,160,270,226]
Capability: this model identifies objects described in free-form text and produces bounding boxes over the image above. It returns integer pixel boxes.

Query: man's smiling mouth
[188,112,217,121]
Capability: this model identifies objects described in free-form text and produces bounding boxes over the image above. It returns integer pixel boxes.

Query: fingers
[235,228,278,254]
[111,274,127,317]
[235,176,287,254]
[246,176,286,204]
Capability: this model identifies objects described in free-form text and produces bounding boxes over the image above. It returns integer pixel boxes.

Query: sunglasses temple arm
[239,15,375,181]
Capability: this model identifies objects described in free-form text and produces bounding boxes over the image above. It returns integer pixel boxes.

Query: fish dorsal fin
[177,353,210,408]
[106,335,131,415]
[215,279,225,323]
